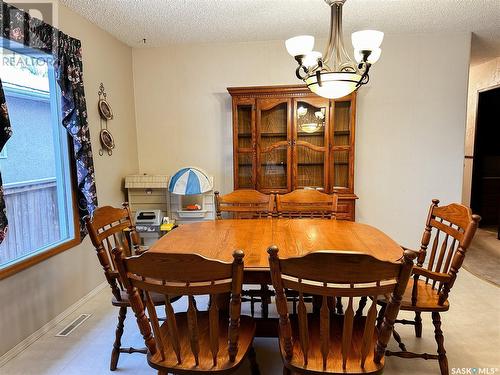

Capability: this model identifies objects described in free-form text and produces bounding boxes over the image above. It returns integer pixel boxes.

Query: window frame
[0,39,81,280]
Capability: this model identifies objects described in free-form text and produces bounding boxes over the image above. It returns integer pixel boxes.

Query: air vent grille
[56,314,91,337]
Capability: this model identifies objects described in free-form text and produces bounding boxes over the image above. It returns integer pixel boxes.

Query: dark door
[471,86,500,236]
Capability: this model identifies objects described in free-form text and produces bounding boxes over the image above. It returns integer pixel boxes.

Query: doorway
[470,86,500,238]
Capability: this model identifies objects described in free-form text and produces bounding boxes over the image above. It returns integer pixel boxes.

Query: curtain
[0,80,12,243]
[1,3,97,241]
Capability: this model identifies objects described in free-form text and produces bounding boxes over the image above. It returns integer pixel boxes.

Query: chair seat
[111,290,167,307]
[148,313,256,374]
[282,314,384,375]
[378,279,449,312]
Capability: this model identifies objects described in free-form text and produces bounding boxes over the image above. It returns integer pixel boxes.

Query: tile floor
[1,269,499,375]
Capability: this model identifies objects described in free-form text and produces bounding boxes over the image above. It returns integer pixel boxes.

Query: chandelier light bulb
[354,47,381,64]
[351,30,384,51]
[285,35,315,57]
[302,51,323,68]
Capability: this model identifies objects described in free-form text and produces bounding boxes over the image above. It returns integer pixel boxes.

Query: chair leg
[392,329,407,352]
[335,296,343,314]
[432,312,449,375]
[261,284,270,319]
[248,346,260,375]
[355,296,368,318]
[110,306,127,371]
[414,311,423,338]
[376,303,386,330]
[157,371,168,375]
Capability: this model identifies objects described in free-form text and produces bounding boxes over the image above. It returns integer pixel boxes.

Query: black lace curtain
[0,3,98,242]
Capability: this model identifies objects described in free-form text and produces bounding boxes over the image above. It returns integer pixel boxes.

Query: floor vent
[56,314,92,337]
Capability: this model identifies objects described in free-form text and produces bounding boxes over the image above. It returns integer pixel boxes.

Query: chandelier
[286,0,383,99]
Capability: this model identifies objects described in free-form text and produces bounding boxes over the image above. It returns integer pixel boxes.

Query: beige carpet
[463,227,500,287]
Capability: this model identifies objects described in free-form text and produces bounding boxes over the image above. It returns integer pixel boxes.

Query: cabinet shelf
[238,133,252,138]
[334,130,350,136]
[298,163,324,166]
[334,162,349,166]
[260,132,287,137]
[297,132,325,137]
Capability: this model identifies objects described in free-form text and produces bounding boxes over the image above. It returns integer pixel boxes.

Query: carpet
[463,227,500,287]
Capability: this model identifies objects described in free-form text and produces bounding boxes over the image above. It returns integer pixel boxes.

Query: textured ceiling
[59,0,500,65]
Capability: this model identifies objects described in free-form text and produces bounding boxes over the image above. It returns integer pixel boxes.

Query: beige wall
[462,57,500,206]
[133,32,471,247]
[0,3,138,355]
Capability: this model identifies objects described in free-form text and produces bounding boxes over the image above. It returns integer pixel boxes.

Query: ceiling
[60,0,500,65]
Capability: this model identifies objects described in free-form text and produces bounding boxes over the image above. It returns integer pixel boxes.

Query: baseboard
[0,281,107,368]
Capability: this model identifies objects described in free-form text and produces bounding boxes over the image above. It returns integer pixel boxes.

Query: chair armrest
[412,266,451,283]
[400,245,419,254]
[134,246,149,255]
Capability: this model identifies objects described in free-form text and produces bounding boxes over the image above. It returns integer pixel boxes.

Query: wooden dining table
[150,218,404,336]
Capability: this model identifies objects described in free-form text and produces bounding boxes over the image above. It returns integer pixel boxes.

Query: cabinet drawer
[337,200,355,221]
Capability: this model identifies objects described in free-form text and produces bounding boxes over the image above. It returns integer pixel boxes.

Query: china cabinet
[228,85,357,220]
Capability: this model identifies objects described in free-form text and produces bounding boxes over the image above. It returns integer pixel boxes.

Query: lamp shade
[285,35,314,57]
[168,167,213,195]
[351,30,384,51]
[305,72,361,99]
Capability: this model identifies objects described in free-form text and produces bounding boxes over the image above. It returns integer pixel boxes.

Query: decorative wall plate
[98,83,115,156]
[98,98,113,120]
[99,128,115,156]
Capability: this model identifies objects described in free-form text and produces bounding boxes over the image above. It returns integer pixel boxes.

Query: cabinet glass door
[233,100,256,189]
[330,99,353,191]
[236,103,253,149]
[257,99,291,191]
[333,101,351,146]
[294,98,329,190]
[236,152,254,188]
[332,150,350,188]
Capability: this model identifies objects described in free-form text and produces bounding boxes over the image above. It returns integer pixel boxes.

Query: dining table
[150,218,404,336]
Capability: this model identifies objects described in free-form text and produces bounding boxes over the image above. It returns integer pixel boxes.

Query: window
[0,40,76,273]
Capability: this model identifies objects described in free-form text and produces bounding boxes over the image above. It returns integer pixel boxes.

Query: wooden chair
[215,189,274,219]
[379,200,480,375]
[215,189,274,318]
[85,203,166,371]
[112,248,260,375]
[268,246,416,375]
[276,189,338,219]
[276,189,340,314]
